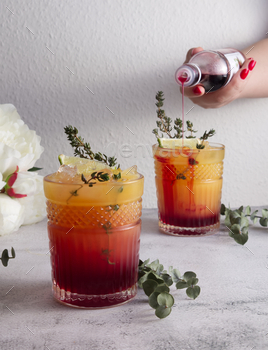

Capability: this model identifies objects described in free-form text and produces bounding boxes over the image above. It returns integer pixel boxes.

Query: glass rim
[152,142,225,151]
[43,172,144,186]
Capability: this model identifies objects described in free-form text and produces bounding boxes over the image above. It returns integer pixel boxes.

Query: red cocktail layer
[48,221,141,308]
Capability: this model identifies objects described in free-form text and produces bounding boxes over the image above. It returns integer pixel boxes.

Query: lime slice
[58,154,112,175]
[158,138,201,149]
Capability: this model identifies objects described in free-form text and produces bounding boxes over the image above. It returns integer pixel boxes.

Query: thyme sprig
[221,204,268,245]
[81,171,110,187]
[152,91,215,147]
[139,259,200,319]
[64,125,117,167]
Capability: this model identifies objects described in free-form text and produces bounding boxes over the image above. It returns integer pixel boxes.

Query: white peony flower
[0,104,46,235]
[0,194,25,236]
[0,104,44,172]
[17,173,46,225]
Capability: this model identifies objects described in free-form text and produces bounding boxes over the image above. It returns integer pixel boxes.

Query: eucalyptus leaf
[147,271,165,284]
[237,206,244,214]
[250,210,258,221]
[157,292,174,308]
[232,233,248,245]
[229,212,241,225]
[245,206,251,216]
[186,285,201,299]
[230,224,240,235]
[161,273,173,286]
[176,281,188,289]
[1,249,9,267]
[220,203,226,215]
[186,277,199,287]
[155,306,172,319]
[11,247,16,258]
[262,209,268,219]
[259,217,268,227]
[149,292,160,309]
[240,216,249,229]
[169,267,181,283]
[142,279,158,297]
[183,271,196,282]
[154,283,170,294]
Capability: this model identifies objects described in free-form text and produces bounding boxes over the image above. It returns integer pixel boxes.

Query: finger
[182,84,206,98]
[184,47,204,63]
[227,57,256,92]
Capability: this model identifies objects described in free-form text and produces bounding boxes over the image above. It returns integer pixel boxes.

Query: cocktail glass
[153,142,225,236]
[44,167,144,308]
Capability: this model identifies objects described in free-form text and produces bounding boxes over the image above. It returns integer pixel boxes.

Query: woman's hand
[181,47,256,109]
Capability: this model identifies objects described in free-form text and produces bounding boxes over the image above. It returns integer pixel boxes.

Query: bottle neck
[175,64,201,87]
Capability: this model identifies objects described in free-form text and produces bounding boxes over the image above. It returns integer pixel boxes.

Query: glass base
[52,283,137,309]
[159,220,220,236]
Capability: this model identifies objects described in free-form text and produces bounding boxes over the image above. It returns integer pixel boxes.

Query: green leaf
[250,210,258,221]
[232,232,248,245]
[253,217,258,224]
[169,267,181,283]
[229,211,241,225]
[1,249,9,267]
[27,167,43,172]
[237,206,244,214]
[220,203,226,215]
[11,247,15,258]
[148,260,164,275]
[262,209,268,219]
[161,273,173,286]
[155,306,172,319]
[154,283,170,294]
[229,224,240,235]
[146,271,164,284]
[186,285,201,299]
[149,292,160,309]
[183,271,196,282]
[186,277,199,286]
[157,292,174,308]
[142,279,158,297]
[176,281,188,289]
[259,217,268,227]
[245,206,251,216]
[240,215,249,229]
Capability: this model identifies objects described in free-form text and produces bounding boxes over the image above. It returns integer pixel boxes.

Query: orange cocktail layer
[44,174,144,308]
[153,144,225,234]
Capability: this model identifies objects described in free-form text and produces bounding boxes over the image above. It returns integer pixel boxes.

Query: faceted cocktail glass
[44,171,144,308]
[153,143,225,236]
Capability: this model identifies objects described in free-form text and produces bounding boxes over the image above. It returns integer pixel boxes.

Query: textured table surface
[1,208,268,350]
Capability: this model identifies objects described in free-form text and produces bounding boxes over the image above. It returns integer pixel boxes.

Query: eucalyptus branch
[1,247,15,267]
[221,204,268,245]
[64,125,117,167]
[138,258,200,319]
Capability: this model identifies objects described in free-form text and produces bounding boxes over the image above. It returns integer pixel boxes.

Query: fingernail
[193,86,202,94]
[248,60,256,71]
[240,69,249,80]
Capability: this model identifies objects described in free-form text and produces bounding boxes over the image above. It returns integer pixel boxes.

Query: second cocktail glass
[153,143,225,236]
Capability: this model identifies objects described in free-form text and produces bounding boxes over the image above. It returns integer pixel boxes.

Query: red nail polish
[193,86,202,94]
[248,60,256,71]
[240,69,249,80]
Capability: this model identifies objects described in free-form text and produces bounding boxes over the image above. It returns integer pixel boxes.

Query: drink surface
[153,143,225,235]
[44,166,144,308]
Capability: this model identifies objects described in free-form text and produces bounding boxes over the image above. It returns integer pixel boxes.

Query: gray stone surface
[0,209,268,350]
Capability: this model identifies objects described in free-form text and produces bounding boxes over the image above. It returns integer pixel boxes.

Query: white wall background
[0,0,267,208]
